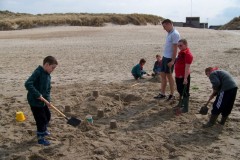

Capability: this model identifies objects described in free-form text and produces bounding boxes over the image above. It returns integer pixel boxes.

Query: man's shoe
[154,93,166,99]
[166,95,175,101]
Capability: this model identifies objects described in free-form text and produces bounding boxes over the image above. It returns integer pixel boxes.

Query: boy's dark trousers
[212,87,238,117]
[175,75,191,112]
[31,105,51,132]
[175,75,191,97]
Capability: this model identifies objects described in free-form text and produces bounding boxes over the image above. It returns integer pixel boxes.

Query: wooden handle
[41,97,68,119]
[131,83,140,87]
[206,98,212,106]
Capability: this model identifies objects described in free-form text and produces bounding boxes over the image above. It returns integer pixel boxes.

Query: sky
[0,0,240,26]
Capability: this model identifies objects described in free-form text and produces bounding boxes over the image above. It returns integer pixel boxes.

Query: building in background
[209,25,222,30]
[174,17,208,28]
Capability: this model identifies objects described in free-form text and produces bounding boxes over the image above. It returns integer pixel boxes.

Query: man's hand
[167,61,174,68]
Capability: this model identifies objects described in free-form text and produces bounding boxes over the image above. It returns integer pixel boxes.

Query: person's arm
[208,73,220,101]
[39,96,51,108]
[168,44,178,67]
[136,65,142,77]
[142,70,147,74]
[172,44,178,62]
[183,64,190,84]
[209,73,221,91]
[153,61,158,72]
[45,76,51,102]
[209,89,218,100]
[25,70,41,99]
[169,31,180,68]
[183,52,193,84]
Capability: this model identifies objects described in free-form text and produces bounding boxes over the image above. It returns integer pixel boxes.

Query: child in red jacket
[174,39,193,113]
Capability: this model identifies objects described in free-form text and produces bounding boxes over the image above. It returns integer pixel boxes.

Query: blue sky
[0,0,240,25]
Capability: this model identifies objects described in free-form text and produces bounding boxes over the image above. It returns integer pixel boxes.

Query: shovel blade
[67,117,81,127]
[199,105,209,115]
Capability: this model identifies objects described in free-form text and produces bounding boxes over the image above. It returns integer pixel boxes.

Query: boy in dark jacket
[131,58,148,80]
[25,56,58,146]
[204,67,238,127]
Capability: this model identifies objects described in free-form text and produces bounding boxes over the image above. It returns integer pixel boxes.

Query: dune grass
[0,10,164,30]
[219,16,240,30]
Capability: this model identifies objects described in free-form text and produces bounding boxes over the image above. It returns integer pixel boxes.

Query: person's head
[162,19,173,32]
[139,58,146,66]
[156,54,161,61]
[205,67,212,77]
[178,39,188,50]
[43,56,58,74]
[205,67,219,77]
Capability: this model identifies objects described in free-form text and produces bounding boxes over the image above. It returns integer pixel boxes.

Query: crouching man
[204,67,238,127]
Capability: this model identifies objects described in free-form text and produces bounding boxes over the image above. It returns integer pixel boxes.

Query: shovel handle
[131,83,140,87]
[205,97,213,106]
[41,97,68,119]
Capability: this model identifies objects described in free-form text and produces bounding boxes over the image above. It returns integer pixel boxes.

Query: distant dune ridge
[219,16,240,30]
[0,10,164,30]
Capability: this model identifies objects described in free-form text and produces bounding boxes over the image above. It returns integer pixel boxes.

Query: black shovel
[42,98,81,127]
[199,98,211,115]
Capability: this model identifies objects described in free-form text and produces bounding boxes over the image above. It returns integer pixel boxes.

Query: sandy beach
[0,25,240,160]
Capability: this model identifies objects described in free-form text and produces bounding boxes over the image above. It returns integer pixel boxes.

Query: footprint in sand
[122,93,142,102]
[29,154,46,160]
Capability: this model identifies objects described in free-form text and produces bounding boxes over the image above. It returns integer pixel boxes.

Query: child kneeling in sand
[131,58,149,80]
[152,54,162,77]
[25,56,58,146]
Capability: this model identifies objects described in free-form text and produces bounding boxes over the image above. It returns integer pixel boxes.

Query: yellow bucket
[16,111,26,122]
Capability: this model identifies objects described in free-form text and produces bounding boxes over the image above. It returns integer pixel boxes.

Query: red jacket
[175,48,193,78]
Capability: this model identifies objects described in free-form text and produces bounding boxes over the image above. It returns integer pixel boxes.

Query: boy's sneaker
[154,93,166,99]
[166,95,175,101]
[38,138,50,146]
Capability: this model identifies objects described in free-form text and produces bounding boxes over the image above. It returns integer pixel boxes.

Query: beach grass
[0,10,164,30]
[219,16,240,30]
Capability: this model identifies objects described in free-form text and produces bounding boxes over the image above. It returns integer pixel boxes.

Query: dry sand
[0,25,240,160]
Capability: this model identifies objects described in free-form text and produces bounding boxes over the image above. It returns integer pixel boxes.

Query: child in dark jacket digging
[25,56,58,146]
[131,58,149,80]
[203,67,238,127]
